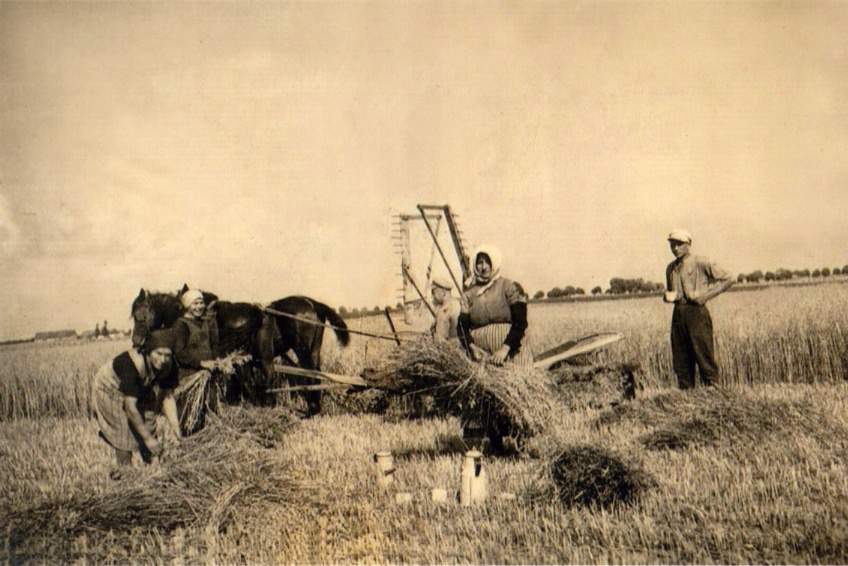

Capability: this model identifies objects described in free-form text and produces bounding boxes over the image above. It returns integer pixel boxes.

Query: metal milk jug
[374,451,395,488]
[460,449,488,506]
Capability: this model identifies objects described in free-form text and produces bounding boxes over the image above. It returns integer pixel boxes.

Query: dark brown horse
[130,287,349,415]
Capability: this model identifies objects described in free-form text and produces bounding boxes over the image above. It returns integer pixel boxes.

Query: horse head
[130,288,182,348]
[130,288,155,348]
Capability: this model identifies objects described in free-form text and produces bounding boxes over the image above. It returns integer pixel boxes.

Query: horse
[130,287,350,415]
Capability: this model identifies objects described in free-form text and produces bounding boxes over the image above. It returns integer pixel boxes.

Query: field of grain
[335,281,848,388]
[2,282,848,563]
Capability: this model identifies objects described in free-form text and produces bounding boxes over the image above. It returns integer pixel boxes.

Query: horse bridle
[132,300,156,338]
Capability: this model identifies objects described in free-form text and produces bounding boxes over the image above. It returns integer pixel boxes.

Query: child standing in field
[664,229,734,388]
[430,276,461,342]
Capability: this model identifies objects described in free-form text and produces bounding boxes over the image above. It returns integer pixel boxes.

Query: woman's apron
[470,323,534,367]
[91,349,159,452]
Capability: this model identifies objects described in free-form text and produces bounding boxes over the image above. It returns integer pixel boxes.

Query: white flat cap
[431,276,453,290]
[667,229,692,244]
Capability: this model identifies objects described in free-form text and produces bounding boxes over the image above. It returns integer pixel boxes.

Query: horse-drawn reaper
[130,205,636,448]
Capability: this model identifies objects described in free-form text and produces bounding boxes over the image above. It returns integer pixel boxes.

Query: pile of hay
[550,361,640,410]
[548,445,654,509]
[638,388,847,451]
[4,407,304,561]
[361,338,561,443]
[594,388,847,452]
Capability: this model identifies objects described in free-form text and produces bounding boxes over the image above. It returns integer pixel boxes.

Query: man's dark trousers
[671,302,719,388]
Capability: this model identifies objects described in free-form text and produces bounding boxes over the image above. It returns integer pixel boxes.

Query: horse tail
[313,301,350,347]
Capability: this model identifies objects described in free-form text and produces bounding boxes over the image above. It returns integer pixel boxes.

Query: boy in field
[430,276,461,342]
[664,229,734,388]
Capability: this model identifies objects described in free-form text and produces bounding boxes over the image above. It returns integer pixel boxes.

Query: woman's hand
[166,428,182,445]
[491,345,511,366]
[146,437,163,457]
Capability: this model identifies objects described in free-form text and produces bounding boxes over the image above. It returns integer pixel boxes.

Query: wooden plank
[267,383,350,393]
[442,204,469,281]
[383,307,401,346]
[417,205,463,294]
[273,363,369,387]
[533,333,624,370]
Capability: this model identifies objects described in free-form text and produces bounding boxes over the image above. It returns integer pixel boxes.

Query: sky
[1,1,847,340]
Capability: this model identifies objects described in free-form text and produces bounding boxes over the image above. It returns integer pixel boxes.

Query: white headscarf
[470,244,503,295]
[180,288,204,309]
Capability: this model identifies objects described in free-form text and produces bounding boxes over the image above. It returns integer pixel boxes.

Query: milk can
[374,451,395,488]
[459,449,488,506]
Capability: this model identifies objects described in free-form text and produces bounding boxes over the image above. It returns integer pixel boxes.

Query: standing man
[664,229,734,389]
[430,276,461,342]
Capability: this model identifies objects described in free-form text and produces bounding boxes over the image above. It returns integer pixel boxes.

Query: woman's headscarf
[470,244,503,295]
[180,289,204,309]
[143,328,176,353]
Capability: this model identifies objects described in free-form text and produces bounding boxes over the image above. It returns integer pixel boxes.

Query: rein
[259,305,416,343]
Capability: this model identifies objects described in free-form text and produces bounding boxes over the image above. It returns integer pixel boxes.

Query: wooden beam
[273,363,369,387]
[267,383,350,393]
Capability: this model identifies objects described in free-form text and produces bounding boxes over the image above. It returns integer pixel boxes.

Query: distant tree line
[543,286,587,299]
[339,304,404,318]
[737,265,848,283]
[529,264,848,301]
[532,277,664,301]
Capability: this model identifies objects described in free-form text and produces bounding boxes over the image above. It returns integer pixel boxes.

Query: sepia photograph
[1,1,847,563]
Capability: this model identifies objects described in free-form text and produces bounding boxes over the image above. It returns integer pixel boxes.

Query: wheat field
[2,281,848,563]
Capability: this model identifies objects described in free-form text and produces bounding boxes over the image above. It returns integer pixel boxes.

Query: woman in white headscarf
[457,245,533,367]
[173,288,219,380]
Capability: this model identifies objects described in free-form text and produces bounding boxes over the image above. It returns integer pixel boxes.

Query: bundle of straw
[4,407,304,561]
[210,405,300,449]
[175,352,253,435]
[362,338,562,442]
[548,444,654,509]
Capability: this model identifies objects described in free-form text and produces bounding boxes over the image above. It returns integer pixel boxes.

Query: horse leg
[293,325,324,417]
[255,315,278,407]
[308,325,326,415]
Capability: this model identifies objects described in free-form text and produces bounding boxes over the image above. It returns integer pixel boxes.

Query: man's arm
[693,259,734,305]
[663,263,679,303]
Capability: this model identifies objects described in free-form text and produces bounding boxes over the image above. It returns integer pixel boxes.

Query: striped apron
[471,323,534,367]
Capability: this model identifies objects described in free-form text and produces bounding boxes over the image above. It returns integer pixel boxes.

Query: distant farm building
[33,330,78,342]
